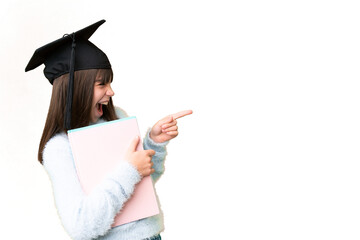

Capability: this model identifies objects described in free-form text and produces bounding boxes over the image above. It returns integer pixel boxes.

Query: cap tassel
[64,33,76,130]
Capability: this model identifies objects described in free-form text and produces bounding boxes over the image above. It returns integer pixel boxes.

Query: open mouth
[96,102,108,115]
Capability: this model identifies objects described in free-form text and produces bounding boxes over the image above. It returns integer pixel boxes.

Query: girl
[25,20,192,240]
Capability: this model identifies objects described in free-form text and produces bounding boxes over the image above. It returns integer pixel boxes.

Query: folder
[67,116,159,227]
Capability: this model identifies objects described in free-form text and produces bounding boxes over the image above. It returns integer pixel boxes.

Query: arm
[145,110,193,182]
[43,133,141,240]
[115,106,168,182]
[143,129,168,183]
[114,107,192,183]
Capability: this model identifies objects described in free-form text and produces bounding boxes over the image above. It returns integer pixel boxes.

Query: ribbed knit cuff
[143,128,169,152]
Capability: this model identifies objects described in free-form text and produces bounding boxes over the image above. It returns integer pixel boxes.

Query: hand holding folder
[67,111,193,227]
[125,136,156,177]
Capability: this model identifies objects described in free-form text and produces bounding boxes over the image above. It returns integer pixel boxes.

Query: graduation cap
[25,19,111,130]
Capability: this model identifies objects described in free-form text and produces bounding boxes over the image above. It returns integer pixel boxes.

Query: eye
[95,81,105,86]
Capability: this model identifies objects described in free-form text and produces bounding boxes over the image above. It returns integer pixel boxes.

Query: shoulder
[44,132,70,151]
[114,106,129,119]
[42,132,72,167]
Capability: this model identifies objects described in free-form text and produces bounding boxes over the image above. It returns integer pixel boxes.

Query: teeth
[97,102,108,106]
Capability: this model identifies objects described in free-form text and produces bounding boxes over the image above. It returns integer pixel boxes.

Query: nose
[107,84,115,97]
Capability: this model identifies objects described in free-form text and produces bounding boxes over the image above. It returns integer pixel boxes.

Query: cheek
[93,88,104,104]
[91,94,98,107]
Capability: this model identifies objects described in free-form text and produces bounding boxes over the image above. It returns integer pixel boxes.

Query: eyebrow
[95,78,106,84]
[95,75,112,84]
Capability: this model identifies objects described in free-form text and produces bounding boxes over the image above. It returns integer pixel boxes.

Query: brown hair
[38,69,118,163]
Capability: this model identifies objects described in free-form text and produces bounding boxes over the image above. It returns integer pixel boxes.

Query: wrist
[149,131,158,143]
[145,129,169,149]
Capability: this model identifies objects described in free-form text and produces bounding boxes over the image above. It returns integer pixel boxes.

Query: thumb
[127,136,140,153]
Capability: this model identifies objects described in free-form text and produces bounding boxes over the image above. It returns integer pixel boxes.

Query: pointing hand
[149,110,193,143]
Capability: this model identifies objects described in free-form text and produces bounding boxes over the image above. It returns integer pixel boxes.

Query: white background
[1,0,360,239]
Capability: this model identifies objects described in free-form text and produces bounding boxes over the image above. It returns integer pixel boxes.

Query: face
[90,77,115,123]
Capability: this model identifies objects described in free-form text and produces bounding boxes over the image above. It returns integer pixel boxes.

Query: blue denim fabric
[143,235,161,240]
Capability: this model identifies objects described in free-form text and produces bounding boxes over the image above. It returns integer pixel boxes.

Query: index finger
[172,110,193,120]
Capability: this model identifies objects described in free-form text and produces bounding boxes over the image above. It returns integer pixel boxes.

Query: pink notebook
[67,116,159,227]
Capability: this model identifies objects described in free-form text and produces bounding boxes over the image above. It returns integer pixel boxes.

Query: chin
[90,113,100,123]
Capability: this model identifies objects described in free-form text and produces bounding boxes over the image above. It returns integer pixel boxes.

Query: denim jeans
[143,234,161,240]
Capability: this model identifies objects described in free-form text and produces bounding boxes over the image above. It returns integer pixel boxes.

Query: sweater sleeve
[143,129,169,183]
[114,106,168,182]
[42,133,141,240]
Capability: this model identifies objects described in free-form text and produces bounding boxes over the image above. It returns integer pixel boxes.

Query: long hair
[38,69,118,163]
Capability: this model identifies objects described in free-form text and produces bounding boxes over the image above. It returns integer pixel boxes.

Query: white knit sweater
[42,107,168,240]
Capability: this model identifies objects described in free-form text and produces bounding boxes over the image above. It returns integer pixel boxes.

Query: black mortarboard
[25,19,111,130]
